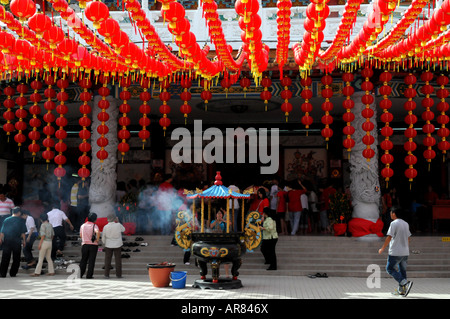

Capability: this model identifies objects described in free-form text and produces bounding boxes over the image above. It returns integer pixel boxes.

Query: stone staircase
[14,234,450,278]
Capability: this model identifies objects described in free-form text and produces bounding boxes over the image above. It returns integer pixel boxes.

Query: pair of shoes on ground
[392,281,413,297]
[135,237,144,241]
[121,253,130,258]
[307,273,328,278]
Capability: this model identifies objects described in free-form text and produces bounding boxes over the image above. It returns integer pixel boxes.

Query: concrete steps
[13,234,450,278]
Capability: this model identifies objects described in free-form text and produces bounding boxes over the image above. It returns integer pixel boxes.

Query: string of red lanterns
[320,74,333,145]
[360,67,376,162]
[42,76,56,168]
[118,76,132,162]
[96,75,110,164]
[280,76,293,122]
[436,74,450,160]
[138,77,151,146]
[260,76,272,112]
[420,71,436,168]
[379,70,394,185]
[78,78,92,182]
[54,78,70,182]
[300,77,313,134]
[159,77,171,135]
[342,72,355,156]
[28,79,42,160]
[2,86,15,141]
[180,76,192,124]
[403,73,418,184]
[14,83,28,151]
[275,0,292,73]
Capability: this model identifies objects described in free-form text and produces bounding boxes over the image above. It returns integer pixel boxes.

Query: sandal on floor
[46,273,55,276]
[30,273,40,277]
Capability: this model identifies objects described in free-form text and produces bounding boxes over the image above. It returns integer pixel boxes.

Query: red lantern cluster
[275,0,292,72]
[300,77,313,132]
[436,74,450,158]
[361,67,375,161]
[2,86,15,140]
[14,83,28,150]
[78,78,92,181]
[260,76,272,111]
[403,73,418,183]
[180,77,192,124]
[280,76,293,122]
[379,71,394,184]
[28,80,43,159]
[420,71,436,166]
[54,78,70,181]
[342,72,355,154]
[118,76,132,161]
[159,78,171,135]
[320,74,333,143]
[42,77,56,166]
[96,75,110,163]
[138,78,151,146]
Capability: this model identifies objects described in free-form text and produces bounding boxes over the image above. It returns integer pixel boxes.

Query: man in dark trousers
[0,207,26,277]
[378,206,413,297]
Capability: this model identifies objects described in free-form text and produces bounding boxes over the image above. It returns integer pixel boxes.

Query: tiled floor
[0,273,449,299]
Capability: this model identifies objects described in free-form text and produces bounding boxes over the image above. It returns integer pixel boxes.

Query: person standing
[378,206,413,297]
[287,181,307,236]
[69,179,80,232]
[31,213,55,277]
[22,211,38,269]
[0,186,14,233]
[102,214,125,279]
[0,207,26,277]
[260,210,278,271]
[79,213,100,279]
[47,201,74,259]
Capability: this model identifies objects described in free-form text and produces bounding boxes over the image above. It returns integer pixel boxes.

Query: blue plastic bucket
[170,271,187,289]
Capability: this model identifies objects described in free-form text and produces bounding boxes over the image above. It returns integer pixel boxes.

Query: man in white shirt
[102,214,125,278]
[47,201,74,260]
[0,187,14,232]
[379,206,413,297]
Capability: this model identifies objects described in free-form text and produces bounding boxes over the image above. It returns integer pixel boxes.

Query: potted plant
[328,191,352,236]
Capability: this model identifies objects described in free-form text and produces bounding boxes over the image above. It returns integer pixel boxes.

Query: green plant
[328,191,352,224]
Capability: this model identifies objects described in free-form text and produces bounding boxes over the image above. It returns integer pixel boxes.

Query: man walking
[47,201,74,259]
[0,207,26,277]
[378,206,413,297]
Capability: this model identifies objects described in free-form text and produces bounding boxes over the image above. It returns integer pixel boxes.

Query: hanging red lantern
[342,72,355,155]
[420,71,436,166]
[10,0,36,22]
[180,76,192,124]
[28,80,42,159]
[361,67,375,162]
[54,78,69,182]
[404,73,418,183]
[379,70,394,184]
[159,77,171,135]
[436,74,450,158]
[118,76,132,162]
[260,76,272,111]
[2,86,15,140]
[139,77,151,146]
[43,25,65,50]
[42,77,56,167]
[320,74,333,144]
[96,75,110,163]
[280,76,292,121]
[300,77,313,132]
[28,12,52,39]
[239,76,251,98]
[84,0,110,29]
[200,80,212,111]
[14,83,28,150]
[78,78,92,181]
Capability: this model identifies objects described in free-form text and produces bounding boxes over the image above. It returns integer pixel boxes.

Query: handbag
[91,224,97,242]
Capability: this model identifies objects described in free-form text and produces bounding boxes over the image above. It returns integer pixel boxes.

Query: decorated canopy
[186,171,250,200]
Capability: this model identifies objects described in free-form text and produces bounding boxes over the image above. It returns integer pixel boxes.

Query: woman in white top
[102,214,125,278]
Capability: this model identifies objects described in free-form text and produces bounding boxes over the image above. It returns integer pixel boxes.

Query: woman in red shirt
[256,188,270,215]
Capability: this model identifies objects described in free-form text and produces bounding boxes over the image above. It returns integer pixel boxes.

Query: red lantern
[84,0,110,29]
[43,25,65,49]
[28,13,52,38]
[200,80,212,111]
[239,76,251,98]
[10,0,36,22]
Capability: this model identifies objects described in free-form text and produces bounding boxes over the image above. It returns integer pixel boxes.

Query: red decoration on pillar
[97,75,110,163]
[404,73,418,184]
[300,76,313,133]
[42,77,56,167]
[54,78,70,182]
[14,83,28,150]
[139,77,151,146]
[320,74,333,144]
[180,76,192,124]
[159,77,171,135]
[2,86,15,141]
[379,71,394,185]
[118,76,132,161]
[436,74,450,159]
[361,67,375,162]
[28,80,43,160]
[280,76,292,122]
[420,71,436,167]
[260,76,272,111]
[342,72,355,155]
[78,78,92,181]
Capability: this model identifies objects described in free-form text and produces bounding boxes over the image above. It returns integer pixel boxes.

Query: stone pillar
[348,91,383,240]
[89,95,119,218]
